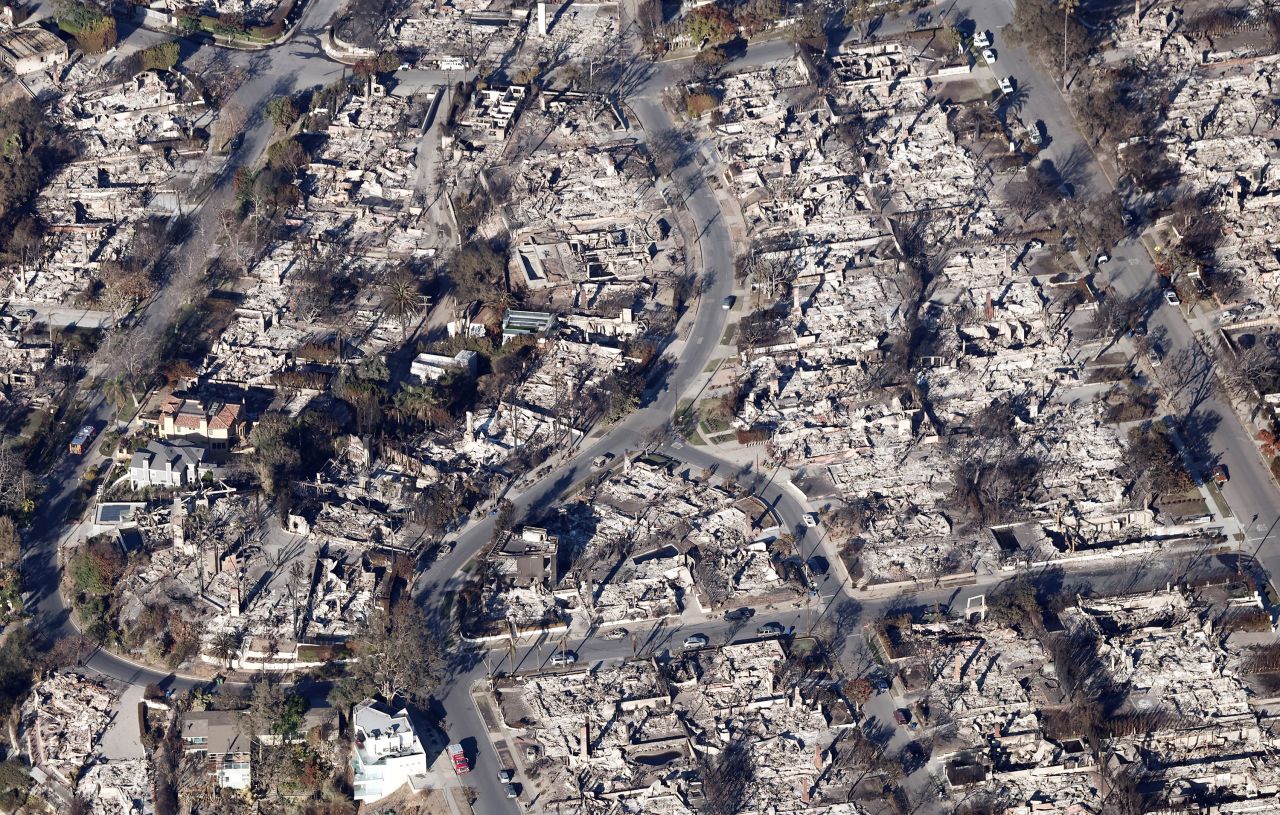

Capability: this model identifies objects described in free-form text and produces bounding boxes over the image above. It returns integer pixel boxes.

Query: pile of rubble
[10,70,211,307]
[21,672,153,814]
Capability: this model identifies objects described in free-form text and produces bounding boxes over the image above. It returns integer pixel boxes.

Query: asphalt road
[18,0,1280,809]
[960,1,1280,576]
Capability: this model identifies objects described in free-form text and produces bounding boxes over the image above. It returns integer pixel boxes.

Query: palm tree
[1062,0,1079,91]
[383,269,420,341]
[103,375,134,413]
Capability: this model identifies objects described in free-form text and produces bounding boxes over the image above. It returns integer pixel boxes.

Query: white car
[683,634,709,649]
[1164,290,1181,306]
[549,652,578,666]
[998,76,1015,95]
[974,30,991,48]
[981,48,996,65]
[802,512,819,528]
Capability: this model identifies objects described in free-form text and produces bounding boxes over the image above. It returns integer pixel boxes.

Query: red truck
[448,743,469,775]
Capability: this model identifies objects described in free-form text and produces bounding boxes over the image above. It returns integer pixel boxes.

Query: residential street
[13,0,1280,810]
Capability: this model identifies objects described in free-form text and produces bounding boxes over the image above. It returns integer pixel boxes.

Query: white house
[128,439,208,489]
[352,698,429,802]
[409,349,479,383]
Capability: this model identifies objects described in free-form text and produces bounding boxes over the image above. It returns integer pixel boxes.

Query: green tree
[140,40,180,71]
[336,602,443,706]
[0,517,18,565]
[55,0,117,53]
[265,96,300,129]
[70,537,125,596]
[376,50,400,73]
[250,411,302,494]
[383,267,421,340]
[685,3,735,45]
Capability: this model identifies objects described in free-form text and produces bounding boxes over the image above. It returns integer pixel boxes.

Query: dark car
[505,783,519,799]
[725,607,756,621]
[893,708,910,726]
[806,556,830,575]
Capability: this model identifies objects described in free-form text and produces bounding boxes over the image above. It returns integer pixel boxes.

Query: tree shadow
[1174,407,1222,484]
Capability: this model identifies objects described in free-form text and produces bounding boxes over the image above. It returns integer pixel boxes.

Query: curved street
[16,0,1280,810]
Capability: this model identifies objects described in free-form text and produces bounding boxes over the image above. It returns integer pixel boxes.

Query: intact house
[128,439,209,489]
[352,698,429,803]
[409,349,479,383]
[182,710,252,790]
[149,394,246,458]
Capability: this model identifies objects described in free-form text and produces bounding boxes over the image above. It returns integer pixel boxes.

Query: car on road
[1148,345,1163,369]
[683,634,709,649]
[802,512,819,528]
[1164,290,1181,306]
[549,651,578,666]
[722,295,735,310]
[981,48,996,65]
[998,76,1014,95]
[974,30,991,48]
[603,628,629,640]
[757,622,785,636]
[592,452,615,469]
[806,556,829,575]
[505,783,520,799]
[725,607,755,621]
[1213,465,1229,487]
[498,769,515,783]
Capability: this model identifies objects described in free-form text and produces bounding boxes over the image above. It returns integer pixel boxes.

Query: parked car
[1164,289,1181,306]
[1027,122,1042,145]
[806,555,830,575]
[722,295,735,310]
[592,452,615,469]
[1148,345,1163,368]
[1213,465,1229,486]
[1095,252,1110,265]
[725,607,755,621]
[683,634,709,649]
[981,47,996,64]
[604,628,629,640]
[1243,301,1265,314]
[505,783,520,799]
[497,769,515,783]
[549,652,578,666]
[893,708,910,726]
[998,76,1015,95]
[974,30,991,47]
[757,622,785,636]
[802,512,819,528]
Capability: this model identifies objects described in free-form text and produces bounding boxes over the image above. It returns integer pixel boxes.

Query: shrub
[140,40,179,71]
[55,1,117,53]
